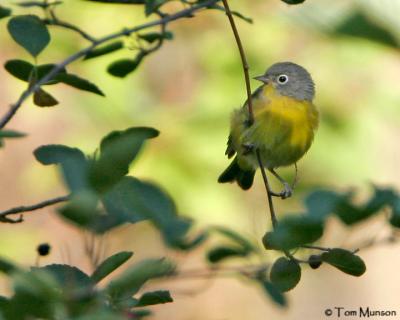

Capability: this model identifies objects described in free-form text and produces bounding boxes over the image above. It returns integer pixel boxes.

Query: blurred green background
[1,0,400,319]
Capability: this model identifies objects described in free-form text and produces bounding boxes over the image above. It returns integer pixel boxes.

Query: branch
[0,0,220,130]
[221,0,278,229]
[0,195,69,223]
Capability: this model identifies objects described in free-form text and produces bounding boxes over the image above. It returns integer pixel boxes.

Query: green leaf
[333,11,399,48]
[101,177,192,246]
[259,280,287,307]
[91,251,133,283]
[138,31,173,43]
[34,145,89,192]
[33,264,93,291]
[207,246,248,264]
[212,226,256,254]
[7,15,50,57]
[0,257,19,274]
[4,59,33,81]
[33,88,59,107]
[281,0,305,4]
[305,190,342,221]
[270,257,301,292]
[262,216,324,250]
[54,73,105,96]
[136,290,173,307]
[107,258,175,299]
[145,0,168,16]
[0,129,26,144]
[107,53,145,78]
[16,1,63,8]
[86,0,145,3]
[0,6,12,20]
[389,197,400,228]
[321,248,366,277]
[89,127,159,193]
[58,190,99,227]
[84,41,124,60]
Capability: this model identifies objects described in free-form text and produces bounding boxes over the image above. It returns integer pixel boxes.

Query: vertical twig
[221,0,277,228]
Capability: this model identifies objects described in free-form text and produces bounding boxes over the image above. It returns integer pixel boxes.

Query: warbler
[218,62,319,197]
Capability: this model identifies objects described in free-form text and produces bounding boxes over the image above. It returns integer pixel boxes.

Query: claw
[279,182,293,199]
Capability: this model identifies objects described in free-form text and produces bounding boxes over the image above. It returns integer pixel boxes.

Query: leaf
[101,177,192,246]
[89,127,159,193]
[321,248,366,277]
[138,31,173,43]
[4,59,34,81]
[54,73,105,96]
[207,246,248,264]
[0,257,19,274]
[145,0,168,16]
[91,251,134,283]
[333,11,399,48]
[262,216,324,250]
[58,190,99,227]
[107,53,145,78]
[389,197,400,228]
[85,0,145,3]
[281,0,305,4]
[259,280,287,307]
[34,145,89,192]
[136,290,173,307]
[212,226,256,254]
[107,258,175,299]
[0,6,12,20]
[33,88,59,107]
[0,129,26,148]
[305,190,342,221]
[84,41,124,60]
[33,264,93,290]
[16,1,63,8]
[7,15,50,57]
[270,257,301,292]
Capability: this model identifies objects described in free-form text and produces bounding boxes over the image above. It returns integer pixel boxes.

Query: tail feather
[218,157,255,190]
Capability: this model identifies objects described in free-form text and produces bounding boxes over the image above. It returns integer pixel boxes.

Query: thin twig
[0,0,220,130]
[43,19,97,43]
[0,195,69,223]
[221,0,254,125]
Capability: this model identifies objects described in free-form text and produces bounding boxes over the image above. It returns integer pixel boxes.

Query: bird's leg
[269,168,293,199]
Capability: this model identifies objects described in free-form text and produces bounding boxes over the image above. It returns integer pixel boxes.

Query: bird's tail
[218,157,255,190]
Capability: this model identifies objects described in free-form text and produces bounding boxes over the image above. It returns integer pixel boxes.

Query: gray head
[254,62,315,101]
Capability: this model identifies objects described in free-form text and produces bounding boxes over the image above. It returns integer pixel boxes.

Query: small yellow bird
[218,62,319,197]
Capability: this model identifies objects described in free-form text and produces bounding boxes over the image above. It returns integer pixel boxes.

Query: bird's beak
[253,75,269,84]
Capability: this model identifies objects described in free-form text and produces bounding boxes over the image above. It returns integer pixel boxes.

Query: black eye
[277,74,289,84]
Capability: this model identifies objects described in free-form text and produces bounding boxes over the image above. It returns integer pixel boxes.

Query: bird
[218,62,319,198]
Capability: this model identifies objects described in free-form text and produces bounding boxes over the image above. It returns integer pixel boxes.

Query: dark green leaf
[89,127,159,193]
[262,216,324,250]
[55,73,105,96]
[138,31,173,43]
[212,226,256,254]
[333,11,399,48]
[84,41,124,60]
[260,280,287,307]
[91,251,134,283]
[34,145,89,192]
[86,0,145,3]
[321,248,366,277]
[107,53,145,78]
[4,59,33,81]
[0,130,26,138]
[0,257,19,274]
[281,0,305,4]
[389,197,400,228]
[145,0,168,16]
[107,258,175,299]
[33,264,93,290]
[136,290,173,307]
[33,88,58,107]
[305,190,342,221]
[16,1,63,8]
[270,257,301,292]
[58,190,99,227]
[207,246,248,264]
[0,6,12,20]
[7,15,50,57]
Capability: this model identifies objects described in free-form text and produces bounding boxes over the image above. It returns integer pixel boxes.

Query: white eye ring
[277,74,289,84]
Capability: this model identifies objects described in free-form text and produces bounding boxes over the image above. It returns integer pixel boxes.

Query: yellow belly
[231,85,319,170]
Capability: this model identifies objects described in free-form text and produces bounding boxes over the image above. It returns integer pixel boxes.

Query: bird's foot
[279,182,293,199]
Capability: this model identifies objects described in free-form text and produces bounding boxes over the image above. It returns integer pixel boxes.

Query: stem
[221,0,254,125]
[0,0,220,130]
[0,195,69,223]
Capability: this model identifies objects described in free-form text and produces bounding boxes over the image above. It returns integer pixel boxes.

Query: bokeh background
[1,0,400,319]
